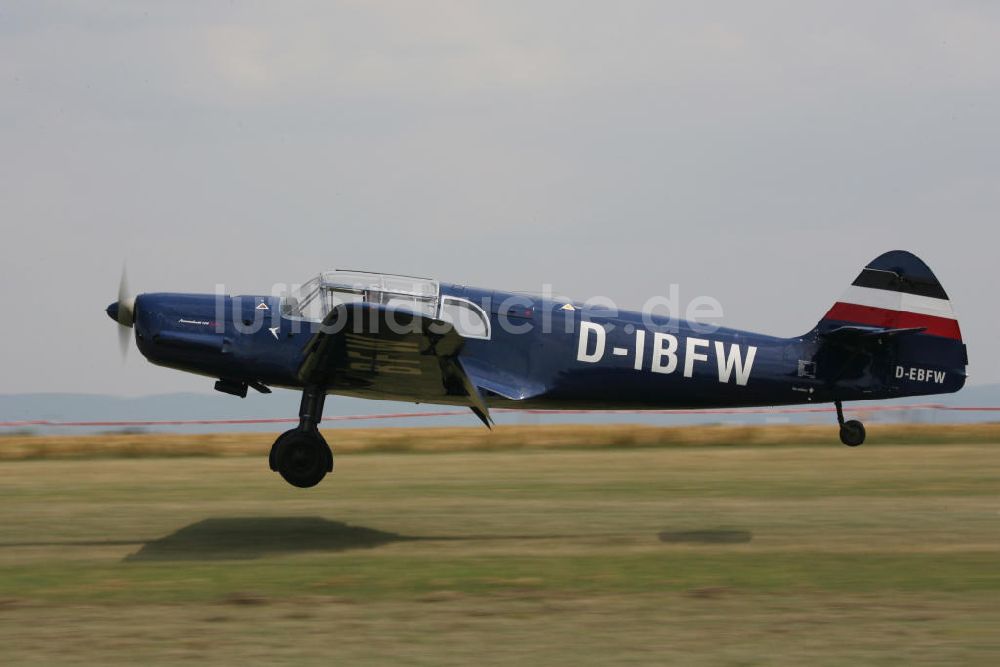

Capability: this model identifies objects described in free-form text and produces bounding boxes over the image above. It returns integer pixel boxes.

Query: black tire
[839,420,866,447]
[272,430,332,488]
[268,429,295,471]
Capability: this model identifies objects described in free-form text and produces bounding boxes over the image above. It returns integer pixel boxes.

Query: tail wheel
[839,419,866,447]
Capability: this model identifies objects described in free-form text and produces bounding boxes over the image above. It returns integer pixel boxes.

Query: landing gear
[835,400,866,447]
[269,386,333,488]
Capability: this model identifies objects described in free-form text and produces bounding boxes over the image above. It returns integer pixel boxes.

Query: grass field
[0,425,998,665]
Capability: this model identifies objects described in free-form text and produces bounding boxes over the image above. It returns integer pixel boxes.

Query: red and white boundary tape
[2,404,998,428]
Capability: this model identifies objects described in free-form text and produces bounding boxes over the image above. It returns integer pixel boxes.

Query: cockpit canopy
[281,270,490,339]
[283,270,439,320]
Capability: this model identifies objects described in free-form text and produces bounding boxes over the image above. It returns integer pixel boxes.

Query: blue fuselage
[131,281,965,410]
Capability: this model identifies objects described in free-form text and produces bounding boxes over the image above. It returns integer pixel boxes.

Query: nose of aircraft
[106,301,120,323]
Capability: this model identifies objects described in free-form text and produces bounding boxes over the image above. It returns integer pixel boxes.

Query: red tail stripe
[824,302,962,340]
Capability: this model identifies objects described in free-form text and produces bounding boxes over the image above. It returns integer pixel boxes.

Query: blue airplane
[107,250,967,488]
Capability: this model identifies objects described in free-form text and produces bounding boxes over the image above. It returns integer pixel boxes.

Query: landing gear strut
[835,400,865,447]
[269,386,333,488]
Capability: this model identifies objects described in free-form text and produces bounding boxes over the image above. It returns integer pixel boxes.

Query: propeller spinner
[106,267,136,358]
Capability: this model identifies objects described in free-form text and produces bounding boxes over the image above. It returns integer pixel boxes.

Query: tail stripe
[837,285,955,319]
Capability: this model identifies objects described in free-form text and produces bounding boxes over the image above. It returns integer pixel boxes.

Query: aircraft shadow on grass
[122,517,754,562]
[124,517,417,562]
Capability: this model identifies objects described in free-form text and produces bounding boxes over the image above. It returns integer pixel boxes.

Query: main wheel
[271,429,333,488]
[839,419,866,447]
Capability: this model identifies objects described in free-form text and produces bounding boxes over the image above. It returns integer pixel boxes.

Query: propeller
[106,265,136,359]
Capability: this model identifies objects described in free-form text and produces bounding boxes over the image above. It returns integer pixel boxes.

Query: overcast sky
[1,1,997,396]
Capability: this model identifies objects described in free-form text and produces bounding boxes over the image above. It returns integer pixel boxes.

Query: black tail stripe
[852,268,949,300]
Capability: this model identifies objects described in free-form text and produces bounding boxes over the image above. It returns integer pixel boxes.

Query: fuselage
[128,279,963,410]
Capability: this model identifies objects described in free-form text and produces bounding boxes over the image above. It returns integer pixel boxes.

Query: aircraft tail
[811,250,967,398]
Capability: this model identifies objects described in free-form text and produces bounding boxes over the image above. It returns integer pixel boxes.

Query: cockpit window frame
[438,296,492,340]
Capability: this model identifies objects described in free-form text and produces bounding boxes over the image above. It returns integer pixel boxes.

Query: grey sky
[1,1,997,396]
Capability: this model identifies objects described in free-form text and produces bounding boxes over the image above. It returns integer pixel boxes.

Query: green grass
[0,437,998,665]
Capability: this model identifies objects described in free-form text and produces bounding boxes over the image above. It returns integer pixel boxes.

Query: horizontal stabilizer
[822,325,927,340]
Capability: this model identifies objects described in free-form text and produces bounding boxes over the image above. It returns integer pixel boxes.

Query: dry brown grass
[1,422,998,460]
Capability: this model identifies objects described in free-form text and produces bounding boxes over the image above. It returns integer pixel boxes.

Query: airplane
[106,250,967,488]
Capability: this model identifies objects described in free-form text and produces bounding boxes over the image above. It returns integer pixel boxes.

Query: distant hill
[1,384,997,434]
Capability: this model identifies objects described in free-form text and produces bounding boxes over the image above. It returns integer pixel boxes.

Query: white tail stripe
[838,286,955,319]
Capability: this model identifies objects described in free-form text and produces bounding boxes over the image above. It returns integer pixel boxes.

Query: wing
[297,302,495,427]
